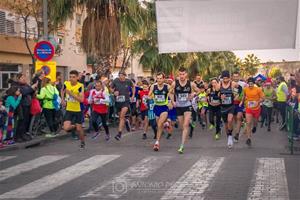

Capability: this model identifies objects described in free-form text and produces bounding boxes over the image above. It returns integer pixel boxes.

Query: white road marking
[247,158,289,200]
[81,156,171,199]
[0,155,68,182]
[0,156,16,162]
[0,155,120,199]
[161,157,224,200]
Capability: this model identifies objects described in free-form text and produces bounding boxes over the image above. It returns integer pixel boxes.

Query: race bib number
[199,96,207,102]
[149,104,155,110]
[143,96,149,104]
[94,98,102,104]
[211,99,220,104]
[131,97,137,103]
[248,101,258,108]
[66,95,77,103]
[155,95,165,103]
[116,95,125,103]
[222,96,232,105]
[178,93,188,102]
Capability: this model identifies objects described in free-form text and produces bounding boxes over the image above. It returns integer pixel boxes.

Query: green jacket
[37,84,59,109]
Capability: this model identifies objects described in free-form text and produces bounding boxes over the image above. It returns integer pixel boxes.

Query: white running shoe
[227,135,233,149]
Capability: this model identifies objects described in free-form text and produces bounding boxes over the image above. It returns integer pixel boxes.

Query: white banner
[156,0,299,53]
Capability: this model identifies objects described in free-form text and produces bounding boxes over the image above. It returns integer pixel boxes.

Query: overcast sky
[234,1,300,63]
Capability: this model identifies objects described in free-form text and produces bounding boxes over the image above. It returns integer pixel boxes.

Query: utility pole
[43,0,48,40]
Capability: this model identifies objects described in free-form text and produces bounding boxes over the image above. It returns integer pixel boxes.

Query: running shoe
[227,136,233,148]
[142,133,147,140]
[252,127,257,134]
[191,121,196,128]
[246,138,252,147]
[166,133,172,140]
[189,129,193,138]
[153,143,159,151]
[125,119,131,132]
[209,124,215,130]
[178,144,184,154]
[233,134,239,143]
[80,141,85,149]
[45,133,57,138]
[267,127,271,132]
[91,132,100,139]
[105,134,110,141]
[215,133,220,140]
[71,129,79,140]
[114,133,121,141]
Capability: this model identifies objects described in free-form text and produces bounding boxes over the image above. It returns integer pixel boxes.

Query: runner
[61,70,85,149]
[240,77,264,147]
[219,70,235,148]
[88,81,110,141]
[170,67,199,154]
[261,79,276,132]
[137,80,150,139]
[129,79,140,131]
[194,75,204,89]
[197,84,208,129]
[148,72,171,151]
[232,71,244,142]
[207,78,222,140]
[111,71,135,141]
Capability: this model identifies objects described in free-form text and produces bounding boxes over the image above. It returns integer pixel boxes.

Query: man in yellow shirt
[61,70,85,149]
[240,77,264,147]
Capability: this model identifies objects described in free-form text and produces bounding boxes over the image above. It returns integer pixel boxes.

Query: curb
[0,132,70,153]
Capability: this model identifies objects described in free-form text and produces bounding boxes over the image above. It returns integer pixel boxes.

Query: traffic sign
[34,41,55,61]
[35,61,56,82]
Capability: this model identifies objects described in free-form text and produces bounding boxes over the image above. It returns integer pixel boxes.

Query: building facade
[0,3,87,90]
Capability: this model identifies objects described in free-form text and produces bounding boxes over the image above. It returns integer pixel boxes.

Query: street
[0,124,299,200]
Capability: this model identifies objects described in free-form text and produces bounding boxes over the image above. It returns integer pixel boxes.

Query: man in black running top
[170,67,199,154]
[219,70,235,149]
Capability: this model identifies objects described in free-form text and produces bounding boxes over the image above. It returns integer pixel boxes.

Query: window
[0,65,20,89]
[58,37,64,45]
[76,14,81,25]
[6,20,15,35]
[0,11,5,34]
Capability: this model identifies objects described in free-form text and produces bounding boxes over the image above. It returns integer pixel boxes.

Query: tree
[240,54,260,77]
[269,67,282,79]
[49,0,147,77]
[3,0,42,70]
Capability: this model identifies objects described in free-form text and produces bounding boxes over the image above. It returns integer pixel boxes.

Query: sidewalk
[0,121,122,152]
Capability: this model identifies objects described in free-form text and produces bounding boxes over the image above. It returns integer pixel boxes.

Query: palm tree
[49,0,146,76]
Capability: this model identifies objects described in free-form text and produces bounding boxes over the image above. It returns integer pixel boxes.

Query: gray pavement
[0,122,299,200]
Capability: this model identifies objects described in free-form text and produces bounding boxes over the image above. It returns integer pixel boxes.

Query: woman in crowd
[36,77,60,137]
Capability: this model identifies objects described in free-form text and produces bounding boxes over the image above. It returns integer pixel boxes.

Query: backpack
[46,86,61,111]
[52,93,61,111]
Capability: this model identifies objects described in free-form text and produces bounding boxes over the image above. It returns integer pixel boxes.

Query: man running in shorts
[219,70,235,148]
[62,70,85,148]
[149,72,171,151]
[232,71,244,142]
[170,67,199,154]
[241,77,264,146]
[207,78,222,140]
[111,71,135,141]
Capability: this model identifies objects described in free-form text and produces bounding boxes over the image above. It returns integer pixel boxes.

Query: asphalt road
[0,122,299,200]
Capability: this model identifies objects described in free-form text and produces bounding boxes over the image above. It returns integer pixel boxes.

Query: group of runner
[61,68,291,153]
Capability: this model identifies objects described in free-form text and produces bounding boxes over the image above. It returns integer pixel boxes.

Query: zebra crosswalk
[0,155,291,200]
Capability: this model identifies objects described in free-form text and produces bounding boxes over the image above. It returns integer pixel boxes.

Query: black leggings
[91,111,109,134]
[261,106,272,128]
[209,107,221,133]
[43,108,57,132]
[277,102,286,125]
